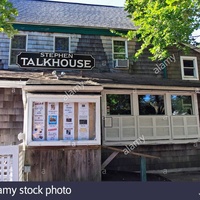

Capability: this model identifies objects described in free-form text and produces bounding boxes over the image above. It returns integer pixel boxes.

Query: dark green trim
[163,65,168,79]
[140,156,147,182]
[13,24,128,36]
[162,60,168,79]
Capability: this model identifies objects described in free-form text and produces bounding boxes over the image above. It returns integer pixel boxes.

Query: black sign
[17,52,95,70]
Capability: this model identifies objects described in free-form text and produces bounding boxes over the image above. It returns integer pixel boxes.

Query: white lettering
[77,60,84,68]
[40,52,45,57]
[45,185,72,197]
[69,59,76,67]
[19,185,43,195]
[43,59,51,66]
[27,58,35,66]
[52,59,60,67]
[36,58,43,66]
[0,187,17,197]
[60,59,68,67]
[20,57,28,65]
[84,60,92,68]
[170,54,176,62]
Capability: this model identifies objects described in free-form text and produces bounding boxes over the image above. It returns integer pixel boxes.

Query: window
[171,95,193,115]
[138,95,165,115]
[54,36,69,52]
[106,94,131,115]
[10,35,27,65]
[180,56,199,80]
[113,40,127,59]
[27,94,100,146]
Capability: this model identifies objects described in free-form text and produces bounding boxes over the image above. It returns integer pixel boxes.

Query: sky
[52,0,125,7]
[192,29,200,43]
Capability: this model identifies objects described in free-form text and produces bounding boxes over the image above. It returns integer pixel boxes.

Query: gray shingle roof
[1,70,200,88]
[9,0,135,30]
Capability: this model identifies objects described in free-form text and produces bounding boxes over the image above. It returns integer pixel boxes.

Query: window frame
[106,94,132,116]
[26,94,101,146]
[104,90,133,116]
[9,34,28,66]
[112,38,128,60]
[170,93,195,116]
[53,35,71,53]
[180,56,199,80]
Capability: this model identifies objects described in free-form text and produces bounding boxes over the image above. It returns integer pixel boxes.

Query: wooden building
[0,0,200,181]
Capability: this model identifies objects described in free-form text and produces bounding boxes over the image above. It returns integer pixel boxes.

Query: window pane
[11,36,26,49]
[184,68,194,76]
[171,95,193,115]
[114,41,125,53]
[10,50,23,65]
[55,37,69,52]
[10,35,26,65]
[107,94,131,115]
[183,60,194,68]
[138,95,165,115]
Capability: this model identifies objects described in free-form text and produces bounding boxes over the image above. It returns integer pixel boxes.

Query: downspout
[22,88,27,151]
[22,87,28,181]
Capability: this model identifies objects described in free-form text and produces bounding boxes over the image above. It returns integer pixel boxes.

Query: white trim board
[0,81,26,88]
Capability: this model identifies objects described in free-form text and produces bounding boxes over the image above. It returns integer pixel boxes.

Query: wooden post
[140,156,147,182]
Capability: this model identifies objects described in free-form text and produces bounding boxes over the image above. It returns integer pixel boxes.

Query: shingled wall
[0,88,23,145]
[75,35,110,72]
[166,47,200,80]
[129,41,164,78]
[102,143,200,172]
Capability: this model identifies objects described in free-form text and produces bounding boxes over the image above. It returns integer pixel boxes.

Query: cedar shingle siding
[0,88,23,145]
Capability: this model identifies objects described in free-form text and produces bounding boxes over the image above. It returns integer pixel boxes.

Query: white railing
[0,145,24,181]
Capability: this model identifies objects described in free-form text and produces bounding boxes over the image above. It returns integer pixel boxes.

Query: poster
[32,102,45,141]
[78,103,89,140]
[63,103,74,140]
[47,102,59,141]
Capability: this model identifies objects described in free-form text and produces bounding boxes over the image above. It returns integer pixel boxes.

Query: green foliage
[125,0,200,60]
[0,0,18,36]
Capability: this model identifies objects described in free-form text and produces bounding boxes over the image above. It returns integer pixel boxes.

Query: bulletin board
[32,102,96,141]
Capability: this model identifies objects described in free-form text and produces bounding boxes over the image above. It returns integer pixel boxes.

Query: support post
[140,156,147,182]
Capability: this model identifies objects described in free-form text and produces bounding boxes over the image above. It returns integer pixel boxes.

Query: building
[0,0,200,181]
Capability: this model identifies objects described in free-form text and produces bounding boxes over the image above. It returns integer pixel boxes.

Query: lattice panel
[0,155,13,181]
[105,117,136,141]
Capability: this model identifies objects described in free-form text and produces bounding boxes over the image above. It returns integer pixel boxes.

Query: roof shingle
[10,0,135,30]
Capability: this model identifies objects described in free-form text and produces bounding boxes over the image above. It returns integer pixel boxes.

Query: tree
[0,0,18,36]
[125,0,200,60]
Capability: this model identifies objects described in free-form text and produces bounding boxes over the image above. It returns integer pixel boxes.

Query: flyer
[32,102,45,141]
[47,102,59,141]
[63,103,74,140]
[78,102,89,140]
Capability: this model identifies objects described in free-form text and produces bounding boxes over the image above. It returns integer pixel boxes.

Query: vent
[114,59,129,68]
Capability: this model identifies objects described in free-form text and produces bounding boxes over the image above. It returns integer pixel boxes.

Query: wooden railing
[102,146,160,182]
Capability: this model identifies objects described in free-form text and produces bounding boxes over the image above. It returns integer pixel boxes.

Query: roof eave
[13,22,136,31]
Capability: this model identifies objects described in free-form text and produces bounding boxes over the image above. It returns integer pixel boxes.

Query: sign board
[17,52,95,70]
